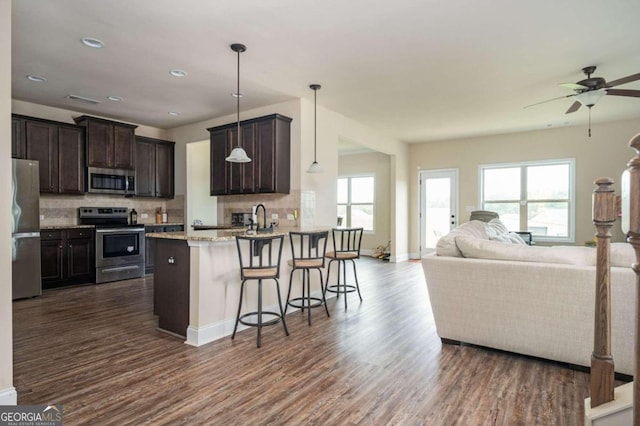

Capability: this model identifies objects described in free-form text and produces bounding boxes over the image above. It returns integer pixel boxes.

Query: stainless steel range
[79,207,145,283]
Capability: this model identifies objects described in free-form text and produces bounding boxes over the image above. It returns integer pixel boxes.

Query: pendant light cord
[236,48,241,148]
[314,88,317,162]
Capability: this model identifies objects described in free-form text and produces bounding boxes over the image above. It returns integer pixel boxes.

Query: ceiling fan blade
[606,89,640,98]
[606,73,640,87]
[524,94,575,109]
[559,82,587,90]
[565,101,581,114]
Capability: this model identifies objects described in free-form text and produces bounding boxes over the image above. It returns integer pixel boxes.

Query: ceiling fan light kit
[307,83,323,174]
[526,65,640,137]
[226,43,251,163]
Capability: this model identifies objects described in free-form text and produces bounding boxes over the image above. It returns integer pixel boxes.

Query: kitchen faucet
[255,204,267,230]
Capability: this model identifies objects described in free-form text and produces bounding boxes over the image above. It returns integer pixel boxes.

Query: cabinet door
[155,239,190,336]
[255,119,276,193]
[155,142,174,198]
[12,116,26,159]
[25,120,58,193]
[210,129,228,195]
[135,138,156,197]
[86,120,113,168]
[58,126,85,194]
[114,124,135,169]
[41,238,64,284]
[66,234,94,281]
[145,236,155,275]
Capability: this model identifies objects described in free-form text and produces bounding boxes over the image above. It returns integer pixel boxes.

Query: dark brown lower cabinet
[145,225,184,275]
[41,228,94,289]
[154,238,190,337]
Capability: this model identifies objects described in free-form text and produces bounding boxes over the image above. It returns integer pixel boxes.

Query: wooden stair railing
[622,133,640,425]
[591,177,616,408]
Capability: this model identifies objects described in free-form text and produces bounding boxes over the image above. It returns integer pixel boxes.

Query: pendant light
[226,43,251,163]
[307,84,322,173]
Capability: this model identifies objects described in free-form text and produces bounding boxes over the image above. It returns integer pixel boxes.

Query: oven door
[96,227,145,268]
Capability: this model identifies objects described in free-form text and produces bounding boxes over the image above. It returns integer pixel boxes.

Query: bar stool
[232,234,289,348]
[325,227,364,310]
[285,230,330,325]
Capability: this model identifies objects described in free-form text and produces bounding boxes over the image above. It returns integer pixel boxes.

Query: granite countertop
[147,226,330,243]
[144,222,184,227]
[41,225,95,230]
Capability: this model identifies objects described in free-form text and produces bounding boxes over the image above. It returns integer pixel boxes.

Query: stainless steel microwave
[87,167,135,195]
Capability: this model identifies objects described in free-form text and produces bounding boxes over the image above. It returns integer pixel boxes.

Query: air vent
[65,94,102,105]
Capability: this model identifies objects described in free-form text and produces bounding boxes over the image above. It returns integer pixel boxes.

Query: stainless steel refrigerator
[12,159,42,300]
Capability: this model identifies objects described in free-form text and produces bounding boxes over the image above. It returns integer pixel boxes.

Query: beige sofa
[421,220,636,375]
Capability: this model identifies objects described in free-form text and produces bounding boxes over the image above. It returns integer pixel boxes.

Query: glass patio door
[419,169,458,256]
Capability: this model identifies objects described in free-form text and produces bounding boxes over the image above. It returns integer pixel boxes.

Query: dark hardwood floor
[14,258,594,425]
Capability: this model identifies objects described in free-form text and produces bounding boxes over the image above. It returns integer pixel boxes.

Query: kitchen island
[147,228,328,346]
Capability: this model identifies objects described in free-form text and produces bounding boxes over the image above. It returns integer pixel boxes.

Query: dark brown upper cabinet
[208,114,291,196]
[12,116,26,159]
[135,136,175,198]
[74,115,137,170]
[17,115,85,194]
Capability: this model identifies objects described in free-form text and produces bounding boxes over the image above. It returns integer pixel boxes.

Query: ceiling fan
[525,66,640,136]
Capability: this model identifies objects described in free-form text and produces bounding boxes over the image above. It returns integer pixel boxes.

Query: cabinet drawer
[146,225,166,233]
[67,228,93,239]
[41,230,63,241]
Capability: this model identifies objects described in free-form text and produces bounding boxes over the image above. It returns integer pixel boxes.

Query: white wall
[186,140,216,227]
[339,151,391,253]
[409,118,640,255]
[1,0,15,404]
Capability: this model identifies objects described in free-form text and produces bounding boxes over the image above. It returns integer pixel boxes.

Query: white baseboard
[584,382,633,425]
[391,252,410,263]
[0,387,17,405]
[185,289,336,347]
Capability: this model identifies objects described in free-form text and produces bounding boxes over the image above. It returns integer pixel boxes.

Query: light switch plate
[287,214,294,220]
[39,214,44,220]
[140,213,148,219]
[271,213,278,219]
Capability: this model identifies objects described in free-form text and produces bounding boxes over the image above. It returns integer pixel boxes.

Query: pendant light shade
[307,84,323,173]
[226,43,251,163]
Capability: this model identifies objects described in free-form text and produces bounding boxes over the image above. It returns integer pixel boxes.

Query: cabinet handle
[168,256,175,264]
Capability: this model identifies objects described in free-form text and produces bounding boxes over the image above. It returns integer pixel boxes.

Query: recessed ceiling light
[81,37,105,48]
[231,91,245,98]
[26,75,47,82]
[107,96,123,102]
[169,69,187,77]
[168,111,180,116]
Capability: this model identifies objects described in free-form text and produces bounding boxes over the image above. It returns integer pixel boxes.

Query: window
[337,176,375,231]
[479,159,575,242]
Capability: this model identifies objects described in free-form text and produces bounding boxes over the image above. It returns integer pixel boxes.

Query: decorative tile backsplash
[218,190,312,228]
[39,194,185,227]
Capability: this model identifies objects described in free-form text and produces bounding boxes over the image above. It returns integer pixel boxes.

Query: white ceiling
[11,0,640,143]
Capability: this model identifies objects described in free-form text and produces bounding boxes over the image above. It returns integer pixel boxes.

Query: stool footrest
[325,284,357,294]
[287,296,324,310]
[238,311,284,328]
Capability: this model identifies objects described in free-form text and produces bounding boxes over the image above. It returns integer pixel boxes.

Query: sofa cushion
[611,242,635,268]
[435,220,488,257]
[486,219,527,245]
[455,235,596,266]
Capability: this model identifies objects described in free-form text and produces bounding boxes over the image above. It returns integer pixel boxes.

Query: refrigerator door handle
[12,232,41,239]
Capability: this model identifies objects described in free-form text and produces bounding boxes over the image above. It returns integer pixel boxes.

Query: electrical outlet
[287,214,294,220]
[271,213,279,220]
[140,213,148,219]
[39,214,44,220]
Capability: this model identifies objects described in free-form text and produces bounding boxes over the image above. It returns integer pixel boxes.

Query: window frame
[478,158,575,243]
[337,174,376,233]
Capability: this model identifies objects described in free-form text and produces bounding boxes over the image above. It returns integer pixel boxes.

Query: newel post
[591,177,616,408]
[622,133,640,425]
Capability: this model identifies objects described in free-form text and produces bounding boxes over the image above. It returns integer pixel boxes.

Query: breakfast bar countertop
[146,226,330,243]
